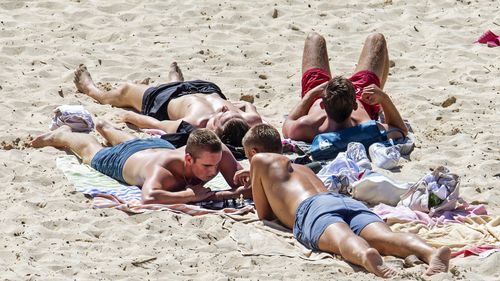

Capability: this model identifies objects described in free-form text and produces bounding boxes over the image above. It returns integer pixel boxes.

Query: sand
[0,0,499,280]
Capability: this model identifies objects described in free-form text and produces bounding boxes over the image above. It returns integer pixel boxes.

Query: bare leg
[360,222,450,276]
[168,62,184,83]
[95,119,136,146]
[31,125,103,164]
[317,224,397,278]
[302,32,331,75]
[353,33,390,88]
[74,64,149,112]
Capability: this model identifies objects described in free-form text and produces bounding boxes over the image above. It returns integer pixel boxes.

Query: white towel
[50,105,94,133]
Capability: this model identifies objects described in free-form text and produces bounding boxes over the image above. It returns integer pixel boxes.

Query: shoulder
[283,115,325,142]
[251,153,290,169]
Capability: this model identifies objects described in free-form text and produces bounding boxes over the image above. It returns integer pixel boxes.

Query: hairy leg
[168,62,184,83]
[302,32,331,75]
[360,222,450,275]
[353,33,390,88]
[317,223,397,278]
[95,119,136,146]
[74,64,149,111]
[31,125,103,164]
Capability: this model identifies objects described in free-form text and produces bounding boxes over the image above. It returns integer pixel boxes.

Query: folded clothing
[50,105,94,132]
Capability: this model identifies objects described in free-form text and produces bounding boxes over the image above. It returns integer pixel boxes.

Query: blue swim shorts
[90,138,175,183]
[293,192,383,251]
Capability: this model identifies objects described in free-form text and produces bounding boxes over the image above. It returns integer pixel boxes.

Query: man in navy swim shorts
[32,120,250,204]
[240,125,450,278]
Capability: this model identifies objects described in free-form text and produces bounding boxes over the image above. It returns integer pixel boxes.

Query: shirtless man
[31,121,249,204]
[283,33,408,143]
[74,62,263,147]
[242,125,450,278]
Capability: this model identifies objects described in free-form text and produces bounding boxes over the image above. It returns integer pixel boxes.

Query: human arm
[141,166,214,204]
[218,144,244,189]
[249,154,275,220]
[233,168,250,188]
[282,82,328,142]
[361,84,408,137]
[205,186,253,201]
[118,111,182,133]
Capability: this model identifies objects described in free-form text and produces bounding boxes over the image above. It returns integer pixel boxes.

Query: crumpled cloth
[50,105,94,133]
[475,30,500,47]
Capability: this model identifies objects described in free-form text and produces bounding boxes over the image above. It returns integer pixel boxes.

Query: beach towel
[451,244,500,258]
[56,155,253,216]
[372,203,500,257]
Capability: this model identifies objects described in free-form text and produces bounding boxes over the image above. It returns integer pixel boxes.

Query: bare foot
[74,64,100,95]
[95,119,116,134]
[168,62,184,82]
[425,247,451,276]
[31,125,72,148]
[362,248,398,278]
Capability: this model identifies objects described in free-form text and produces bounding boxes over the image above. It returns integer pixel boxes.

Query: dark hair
[216,118,250,147]
[242,124,282,154]
[186,129,222,159]
[322,76,357,123]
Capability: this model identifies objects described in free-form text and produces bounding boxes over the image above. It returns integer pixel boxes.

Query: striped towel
[56,155,254,216]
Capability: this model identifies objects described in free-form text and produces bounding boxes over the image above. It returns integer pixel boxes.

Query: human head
[242,124,282,161]
[206,106,250,147]
[185,129,223,182]
[217,118,250,148]
[322,76,358,123]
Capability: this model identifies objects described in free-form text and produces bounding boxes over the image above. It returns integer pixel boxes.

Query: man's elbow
[282,122,301,141]
[282,121,292,138]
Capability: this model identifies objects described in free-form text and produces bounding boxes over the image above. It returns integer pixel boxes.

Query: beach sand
[0,0,499,279]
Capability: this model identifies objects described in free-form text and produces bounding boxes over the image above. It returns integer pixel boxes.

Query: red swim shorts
[301,68,381,120]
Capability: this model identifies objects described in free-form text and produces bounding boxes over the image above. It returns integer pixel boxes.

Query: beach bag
[351,170,411,206]
[308,120,403,161]
[398,166,462,215]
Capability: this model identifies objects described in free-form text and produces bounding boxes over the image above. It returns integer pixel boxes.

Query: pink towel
[475,30,500,47]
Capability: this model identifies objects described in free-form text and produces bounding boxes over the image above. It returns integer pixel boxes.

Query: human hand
[231,101,247,110]
[305,81,328,98]
[233,169,251,188]
[361,84,387,105]
[188,185,215,202]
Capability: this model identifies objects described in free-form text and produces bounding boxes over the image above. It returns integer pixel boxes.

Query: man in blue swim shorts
[240,125,450,278]
[32,120,250,204]
[73,62,263,148]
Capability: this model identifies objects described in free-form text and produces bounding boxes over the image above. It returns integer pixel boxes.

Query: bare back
[122,147,187,189]
[251,153,328,228]
[292,99,373,142]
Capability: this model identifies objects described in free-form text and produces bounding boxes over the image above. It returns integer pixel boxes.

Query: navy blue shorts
[141,80,226,120]
[293,192,383,251]
[90,138,175,183]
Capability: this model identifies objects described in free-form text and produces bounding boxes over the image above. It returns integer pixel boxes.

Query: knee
[305,32,326,46]
[117,83,134,96]
[366,33,387,47]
